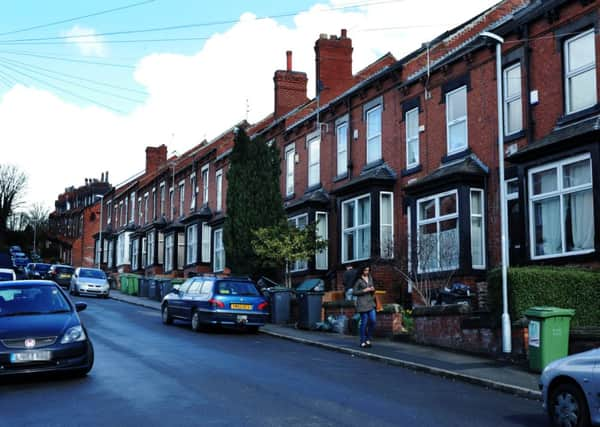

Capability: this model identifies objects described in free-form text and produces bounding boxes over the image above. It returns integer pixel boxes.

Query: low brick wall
[322,302,404,337]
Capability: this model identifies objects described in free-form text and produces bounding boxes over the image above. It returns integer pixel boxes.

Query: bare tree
[25,203,50,254]
[0,164,27,241]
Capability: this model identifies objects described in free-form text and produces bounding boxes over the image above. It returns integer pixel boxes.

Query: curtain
[569,190,594,250]
[538,198,561,255]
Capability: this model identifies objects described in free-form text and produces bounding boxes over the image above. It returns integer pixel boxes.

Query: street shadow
[0,371,90,388]
[503,413,548,426]
[171,320,259,335]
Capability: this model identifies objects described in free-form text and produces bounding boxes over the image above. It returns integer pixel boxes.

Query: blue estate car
[0,280,94,376]
[161,276,269,332]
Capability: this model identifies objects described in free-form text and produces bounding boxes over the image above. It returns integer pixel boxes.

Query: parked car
[0,280,94,377]
[0,269,16,282]
[25,263,51,279]
[47,265,75,289]
[540,347,600,427]
[70,268,109,298]
[8,246,22,256]
[161,276,269,332]
[11,252,30,272]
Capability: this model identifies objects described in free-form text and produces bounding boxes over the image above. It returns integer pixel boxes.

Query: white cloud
[0,0,498,211]
[63,25,107,57]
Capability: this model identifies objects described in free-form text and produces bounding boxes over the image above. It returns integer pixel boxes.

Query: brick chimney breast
[315,28,354,105]
[274,51,309,119]
[146,144,168,174]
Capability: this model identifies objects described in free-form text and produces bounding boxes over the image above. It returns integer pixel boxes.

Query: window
[119,201,124,226]
[157,232,164,264]
[214,229,225,272]
[130,192,136,223]
[103,239,108,264]
[190,173,197,211]
[147,232,155,266]
[107,241,113,268]
[152,188,157,220]
[95,239,101,266]
[160,182,165,217]
[165,234,174,272]
[288,214,308,272]
[405,107,419,168]
[186,224,197,265]
[503,63,522,135]
[177,232,184,269]
[216,169,223,211]
[417,191,459,272]
[169,187,174,220]
[141,237,147,268]
[470,189,485,269]
[308,136,320,187]
[446,86,468,154]
[366,105,382,164]
[143,193,149,224]
[380,192,394,259]
[131,239,139,271]
[116,232,131,266]
[201,165,209,205]
[336,121,348,176]
[529,154,594,259]
[201,222,211,263]
[178,180,185,217]
[342,195,371,263]
[285,145,295,196]
[565,29,597,114]
[315,212,328,270]
[106,201,112,224]
[124,198,128,225]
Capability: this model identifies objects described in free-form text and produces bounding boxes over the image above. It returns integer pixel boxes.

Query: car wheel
[161,305,173,325]
[72,285,79,296]
[549,382,590,427]
[191,311,202,332]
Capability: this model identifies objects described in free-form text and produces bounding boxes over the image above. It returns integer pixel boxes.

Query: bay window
[201,222,211,263]
[214,229,225,272]
[380,192,394,259]
[315,212,328,270]
[186,224,198,265]
[164,234,174,272]
[289,214,308,272]
[470,189,485,269]
[342,195,371,263]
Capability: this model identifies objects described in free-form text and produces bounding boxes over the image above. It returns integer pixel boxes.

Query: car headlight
[61,326,87,344]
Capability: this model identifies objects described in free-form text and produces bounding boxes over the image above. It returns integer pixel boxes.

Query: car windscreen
[55,266,74,274]
[0,285,71,316]
[35,264,51,273]
[79,269,106,279]
[216,281,259,296]
[0,272,14,281]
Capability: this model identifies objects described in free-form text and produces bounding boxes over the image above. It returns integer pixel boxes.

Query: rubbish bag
[331,315,348,334]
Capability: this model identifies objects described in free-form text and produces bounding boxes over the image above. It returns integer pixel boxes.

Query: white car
[0,268,16,281]
[70,267,110,298]
[540,347,600,427]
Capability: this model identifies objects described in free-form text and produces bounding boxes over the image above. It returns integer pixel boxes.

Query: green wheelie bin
[525,306,575,372]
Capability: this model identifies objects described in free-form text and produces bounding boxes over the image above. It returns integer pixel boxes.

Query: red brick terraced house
[89,0,600,304]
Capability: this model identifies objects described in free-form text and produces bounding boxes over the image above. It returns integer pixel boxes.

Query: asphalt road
[0,297,549,427]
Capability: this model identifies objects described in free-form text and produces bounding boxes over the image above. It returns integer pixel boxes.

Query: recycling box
[525,306,575,372]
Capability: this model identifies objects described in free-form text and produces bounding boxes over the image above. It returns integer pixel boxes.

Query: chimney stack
[101,172,105,182]
[314,29,354,105]
[105,171,109,183]
[273,51,309,118]
[145,145,168,175]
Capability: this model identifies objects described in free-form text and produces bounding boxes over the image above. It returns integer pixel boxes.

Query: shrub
[488,266,600,327]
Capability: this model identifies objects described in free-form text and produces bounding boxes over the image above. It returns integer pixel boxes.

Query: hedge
[488,266,600,327]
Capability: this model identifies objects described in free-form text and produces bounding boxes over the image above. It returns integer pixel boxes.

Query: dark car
[25,263,51,279]
[8,246,22,256]
[47,265,75,289]
[161,276,269,332]
[11,252,30,272]
[0,280,94,376]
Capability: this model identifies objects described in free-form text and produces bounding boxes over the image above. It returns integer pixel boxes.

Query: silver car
[70,267,110,298]
[540,347,600,427]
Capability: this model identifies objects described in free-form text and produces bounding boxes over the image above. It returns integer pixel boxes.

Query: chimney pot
[286,51,292,71]
[341,29,347,38]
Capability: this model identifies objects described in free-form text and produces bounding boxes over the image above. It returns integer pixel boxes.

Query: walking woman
[353,265,376,348]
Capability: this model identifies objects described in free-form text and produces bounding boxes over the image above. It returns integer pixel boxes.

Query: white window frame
[159,182,165,217]
[308,136,320,188]
[141,237,147,268]
[169,186,174,220]
[130,192,136,223]
[147,232,155,266]
[565,29,597,115]
[106,201,112,225]
[366,105,382,164]
[201,222,211,263]
[336,120,348,176]
[341,194,371,263]
[405,107,419,169]
[213,228,225,272]
[470,189,486,269]
[446,86,468,155]
[285,144,295,196]
[289,213,309,272]
[315,211,328,270]
[416,190,459,273]
[186,224,198,265]
[143,193,149,224]
[503,63,523,136]
[137,197,142,224]
[216,169,223,212]
[201,164,209,205]
[380,192,394,259]
[528,153,594,260]
[164,234,174,272]
[178,180,185,217]
[131,238,139,271]
[116,231,131,266]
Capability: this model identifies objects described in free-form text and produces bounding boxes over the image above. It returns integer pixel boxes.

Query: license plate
[59,274,71,279]
[230,304,252,310]
[10,351,52,363]
[236,315,247,323]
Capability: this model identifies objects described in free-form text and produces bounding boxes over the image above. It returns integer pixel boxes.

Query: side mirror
[75,302,87,312]
[169,288,179,295]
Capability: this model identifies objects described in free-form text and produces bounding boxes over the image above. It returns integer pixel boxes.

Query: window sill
[503,130,525,144]
[305,184,322,194]
[556,104,600,127]
[441,148,471,164]
[333,172,348,183]
[284,193,295,201]
[401,164,422,177]
[361,159,384,173]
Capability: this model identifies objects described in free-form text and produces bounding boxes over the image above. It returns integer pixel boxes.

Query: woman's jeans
[359,309,376,343]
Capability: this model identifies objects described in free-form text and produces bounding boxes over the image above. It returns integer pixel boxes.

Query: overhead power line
[0,50,135,69]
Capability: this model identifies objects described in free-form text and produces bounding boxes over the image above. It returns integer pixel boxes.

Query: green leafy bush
[488,266,600,327]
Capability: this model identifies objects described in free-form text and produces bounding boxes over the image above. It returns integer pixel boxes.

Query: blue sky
[0,0,498,210]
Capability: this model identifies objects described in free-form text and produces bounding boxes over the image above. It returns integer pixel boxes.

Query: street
[0,297,548,427]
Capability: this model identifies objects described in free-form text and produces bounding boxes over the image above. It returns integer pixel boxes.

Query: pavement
[108,290,542,401]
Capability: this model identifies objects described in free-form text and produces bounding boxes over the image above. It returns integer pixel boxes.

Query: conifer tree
[223,128,285,276]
